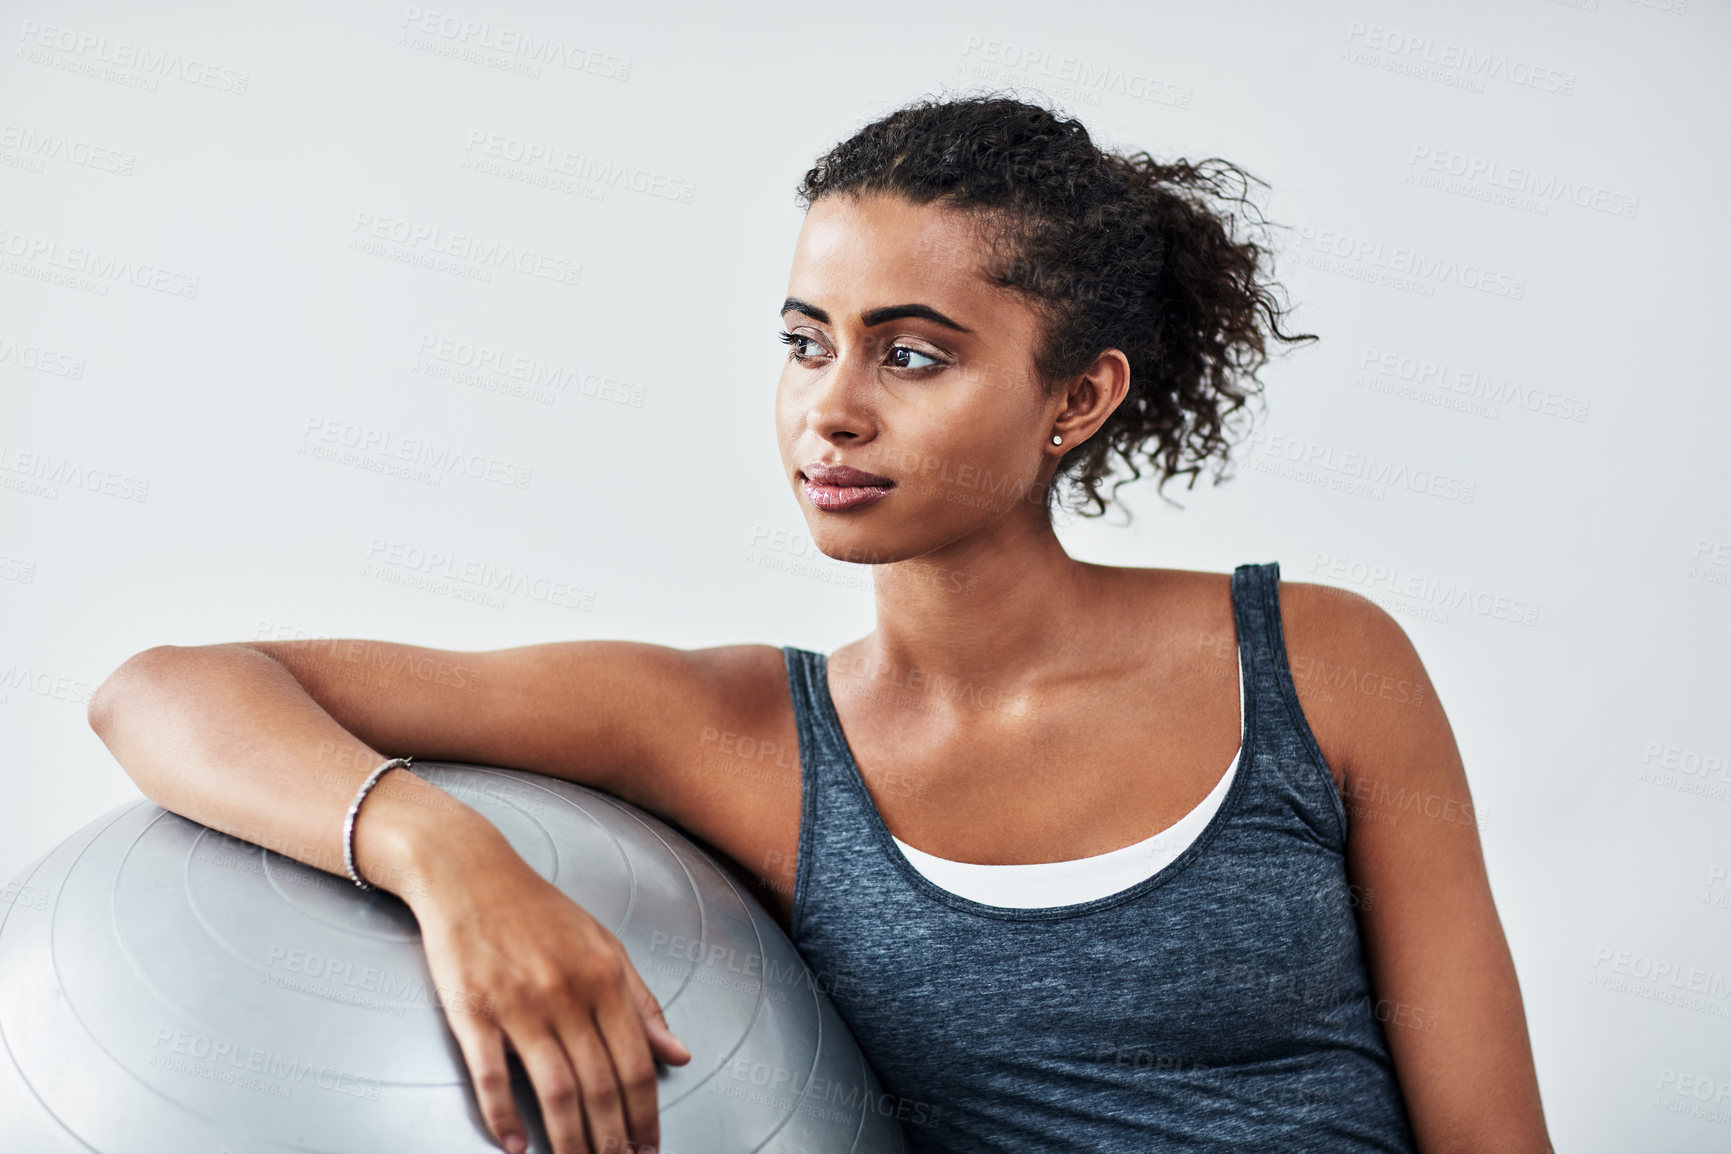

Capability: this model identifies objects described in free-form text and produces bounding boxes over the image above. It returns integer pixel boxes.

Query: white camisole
[890,646,1243,908]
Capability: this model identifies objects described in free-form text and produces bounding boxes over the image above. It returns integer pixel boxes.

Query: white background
[2,0,1727,1149]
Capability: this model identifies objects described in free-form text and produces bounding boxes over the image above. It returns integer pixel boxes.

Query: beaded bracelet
[343,756,414,892]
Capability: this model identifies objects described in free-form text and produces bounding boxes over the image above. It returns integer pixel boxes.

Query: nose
[799,344,878,446]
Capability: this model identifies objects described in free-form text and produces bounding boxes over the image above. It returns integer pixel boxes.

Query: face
[775,192,1090,567]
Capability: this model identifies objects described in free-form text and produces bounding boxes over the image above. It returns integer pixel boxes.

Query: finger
[515,1032,591,1154]
[445,1011,529,1154]
[562,1021,632,1154]
[621,960,690,1065]
[593,980,663,1150]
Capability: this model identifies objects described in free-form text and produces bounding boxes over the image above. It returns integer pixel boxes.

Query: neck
[854,505,1103,719]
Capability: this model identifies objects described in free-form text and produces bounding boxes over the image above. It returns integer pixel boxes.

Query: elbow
[85,684,109,738]
[88,644,186,738]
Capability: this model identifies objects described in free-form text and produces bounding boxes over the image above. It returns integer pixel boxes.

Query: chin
[812,515,970,569]
[800,520,900,567]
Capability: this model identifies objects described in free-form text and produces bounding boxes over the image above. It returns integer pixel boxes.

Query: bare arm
[85,636,735,1154]
[87,641,495,904]
[1283,583,1553,1154]
[88,637,728,862]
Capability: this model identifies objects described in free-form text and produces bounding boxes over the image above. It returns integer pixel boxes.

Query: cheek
[883,411,1040,516]
[772,375,799,456]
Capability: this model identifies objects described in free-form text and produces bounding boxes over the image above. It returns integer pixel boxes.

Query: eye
[777,330,947,373]
[778,330,822,362]
[887,345,942,371]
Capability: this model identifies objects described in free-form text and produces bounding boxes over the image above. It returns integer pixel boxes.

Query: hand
[410,840,692,1154]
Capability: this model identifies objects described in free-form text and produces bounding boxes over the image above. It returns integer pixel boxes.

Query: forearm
[87,643,507,909]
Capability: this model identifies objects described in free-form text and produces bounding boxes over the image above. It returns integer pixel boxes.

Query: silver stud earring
[1051,434,1063,445]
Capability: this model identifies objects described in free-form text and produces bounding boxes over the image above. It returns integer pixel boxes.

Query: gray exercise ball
[0,761,908,1152]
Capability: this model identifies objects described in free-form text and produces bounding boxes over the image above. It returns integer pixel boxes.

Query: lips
[800,463,895,512]
[802,464,895,487]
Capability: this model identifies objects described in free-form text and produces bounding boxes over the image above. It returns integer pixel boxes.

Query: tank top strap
[1230,559,1351,853]
[781,645,850,789]
[780,644,888,936]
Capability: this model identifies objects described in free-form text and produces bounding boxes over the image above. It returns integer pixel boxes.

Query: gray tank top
[781,561,1420,1152]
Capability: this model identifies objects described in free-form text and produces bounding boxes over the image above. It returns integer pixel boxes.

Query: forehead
[791,192,998,305]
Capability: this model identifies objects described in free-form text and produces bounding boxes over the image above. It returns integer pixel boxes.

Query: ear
[1051,348,1131,445]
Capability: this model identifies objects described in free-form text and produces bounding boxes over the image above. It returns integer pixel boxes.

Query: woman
[87,95,1552,1153]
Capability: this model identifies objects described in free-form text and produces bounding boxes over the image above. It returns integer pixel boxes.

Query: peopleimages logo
[15,20,252,94]
[0,662,97,706]
[412,333,645,408]
[0,225,201,298]
[1310,553,1541,627]
[299,416,534,490]
[716,1056,941,1128]
[956,36,1193,109]
[1589,947,1731,1012]
[461,131,696,204]
[0,122,136,175]
[1342,22,1576,96]
[1406,145,1640,220]
[148,1027,382,1100]
[0,443,149,502]
[397,7,632,80]
[347,211,582,288]
[1356,346,1590,423]
[1292,225,1526,300]
[0,332,87,378]
[1242,431,1477,504]
[362,537,596,611]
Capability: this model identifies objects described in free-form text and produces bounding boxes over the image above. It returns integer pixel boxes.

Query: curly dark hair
[795,92,1317,522]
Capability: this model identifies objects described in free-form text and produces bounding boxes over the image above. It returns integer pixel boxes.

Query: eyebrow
[780,296,973,334]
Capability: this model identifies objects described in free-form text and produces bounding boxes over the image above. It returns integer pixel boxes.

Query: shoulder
[680,643,795,714]
[550,641,802,927]
[590,641,798,816]
[1272,576,1448,797]
[645,643,801,790]
[615,641,805,894]
[1112,560,1442,800]
[1276,576,1424,676]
